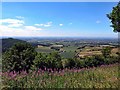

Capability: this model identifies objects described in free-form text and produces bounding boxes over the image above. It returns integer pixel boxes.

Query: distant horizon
[0,36,118,39]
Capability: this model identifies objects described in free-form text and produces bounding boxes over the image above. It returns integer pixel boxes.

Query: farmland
[1,38,119,89]
[1,64,118,88]
[25,38,118,59]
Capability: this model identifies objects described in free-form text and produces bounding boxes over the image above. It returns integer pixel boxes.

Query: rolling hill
[1,38,27,52]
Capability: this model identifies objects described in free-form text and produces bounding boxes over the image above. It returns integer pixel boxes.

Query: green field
[36,47,55,53]
[60,51,75,58]
[1,64,118,88]
[63,46,78,52]
[60,46,77,58]
[36,46,78,58]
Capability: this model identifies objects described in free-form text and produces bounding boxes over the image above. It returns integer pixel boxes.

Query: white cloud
[0,18,24,24]
[24,26,42,31]
[96,20,101,24]
[0,18,24,27]
[0,24,43,37]
[35,24,44,26]
[59,24,63,26]
[35,21,52,27]
[16,16,24,19]
[44,22,52,27]
[8,23,23,27]
[0,18,44,37]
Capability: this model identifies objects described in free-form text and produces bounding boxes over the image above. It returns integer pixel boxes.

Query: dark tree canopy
[1,38,26,52]
[107,2,120,32]
[2,42,36,73]
[34,52,63,70]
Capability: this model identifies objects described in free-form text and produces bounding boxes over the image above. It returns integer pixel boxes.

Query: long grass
[1,64,118,88]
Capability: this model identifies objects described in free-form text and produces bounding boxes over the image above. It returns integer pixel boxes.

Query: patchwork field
[36,44,118,59]
[78,47,118,58]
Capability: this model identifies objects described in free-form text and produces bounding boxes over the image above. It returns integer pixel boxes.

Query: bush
[2,43,36,73]
[61,54,118,69]
[61,59,69,68]
[33,52,63,70]
[92,55,105,66]
[61,58,76,69]
[101,46,111,58]
[104,55,118,64]
[76,59,85,68]
[84,57,94,67]
[67,58,76,69]
[47,52,63,69]
[33,53,47,70]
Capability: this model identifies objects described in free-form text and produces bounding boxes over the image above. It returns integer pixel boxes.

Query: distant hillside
[1,38,27,52]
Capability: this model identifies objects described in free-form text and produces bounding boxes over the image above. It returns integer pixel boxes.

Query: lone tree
[107,2,120,32]
[2,42,36,73]
[107,2,120,61]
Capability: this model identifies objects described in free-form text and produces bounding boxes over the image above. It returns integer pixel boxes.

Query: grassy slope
[2,64,118,88]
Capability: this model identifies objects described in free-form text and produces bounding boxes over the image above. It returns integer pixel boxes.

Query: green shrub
[33,53,47,70]
[76,59,85,68]
[84,57,94,67]
[2,43,36,73]
[47,52,63,69]
[93,55,105,66]
[67,58,76,69]
[101,46,111,58]
[33,52,63,70]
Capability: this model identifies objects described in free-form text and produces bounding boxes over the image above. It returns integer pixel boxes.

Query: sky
[0,2,118,38]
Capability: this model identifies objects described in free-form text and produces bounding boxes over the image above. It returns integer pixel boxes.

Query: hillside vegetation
[1,38,119,89]
[1,64,118,88]
[1,38,26,52]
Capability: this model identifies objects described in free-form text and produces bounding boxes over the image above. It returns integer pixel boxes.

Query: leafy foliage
[107,2,120,32]
[33,52,63,70]
[2,43,36,73]
[101,46,111,58]
[33,53,47,70]
[61,58,76,69]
